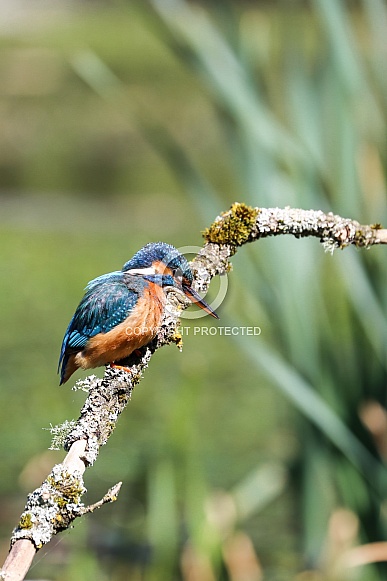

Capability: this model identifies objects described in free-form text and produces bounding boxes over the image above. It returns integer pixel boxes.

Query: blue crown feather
[122,242,192,282]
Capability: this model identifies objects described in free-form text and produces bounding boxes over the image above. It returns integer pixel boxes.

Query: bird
[58,242,218,385]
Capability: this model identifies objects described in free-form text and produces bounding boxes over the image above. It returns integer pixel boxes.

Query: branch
[1,203,385,581]
[202,203,387,253]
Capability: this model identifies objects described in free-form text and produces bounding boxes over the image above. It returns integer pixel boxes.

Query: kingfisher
[58,242,218,384]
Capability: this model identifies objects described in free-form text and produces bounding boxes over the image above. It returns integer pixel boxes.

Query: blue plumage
[58,273,145,384]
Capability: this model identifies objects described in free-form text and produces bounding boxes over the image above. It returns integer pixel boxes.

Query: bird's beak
[182,284,219,319]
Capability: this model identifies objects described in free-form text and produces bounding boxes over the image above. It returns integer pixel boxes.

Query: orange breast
[75,283,165,370]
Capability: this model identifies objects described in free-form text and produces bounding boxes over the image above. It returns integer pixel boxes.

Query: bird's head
[122,242,218,319]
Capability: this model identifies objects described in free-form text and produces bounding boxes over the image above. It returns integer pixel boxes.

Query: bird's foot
[110,363,132,374]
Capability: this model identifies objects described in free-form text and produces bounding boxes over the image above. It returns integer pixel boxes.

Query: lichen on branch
[203,202,259,251]
[203,203,387,252]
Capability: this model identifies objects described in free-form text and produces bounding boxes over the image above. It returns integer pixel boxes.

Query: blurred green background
[0,1,387,580]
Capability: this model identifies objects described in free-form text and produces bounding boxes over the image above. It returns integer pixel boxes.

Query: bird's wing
[58,273,141,371]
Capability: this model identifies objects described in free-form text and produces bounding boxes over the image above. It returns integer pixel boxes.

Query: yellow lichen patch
[19,513,33,530]
[118,392,130,404]
[48,473,84,504]
[171,329,183,350]
[61,481,84,503]
[54,495,68,508]
[203,202,259,249]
